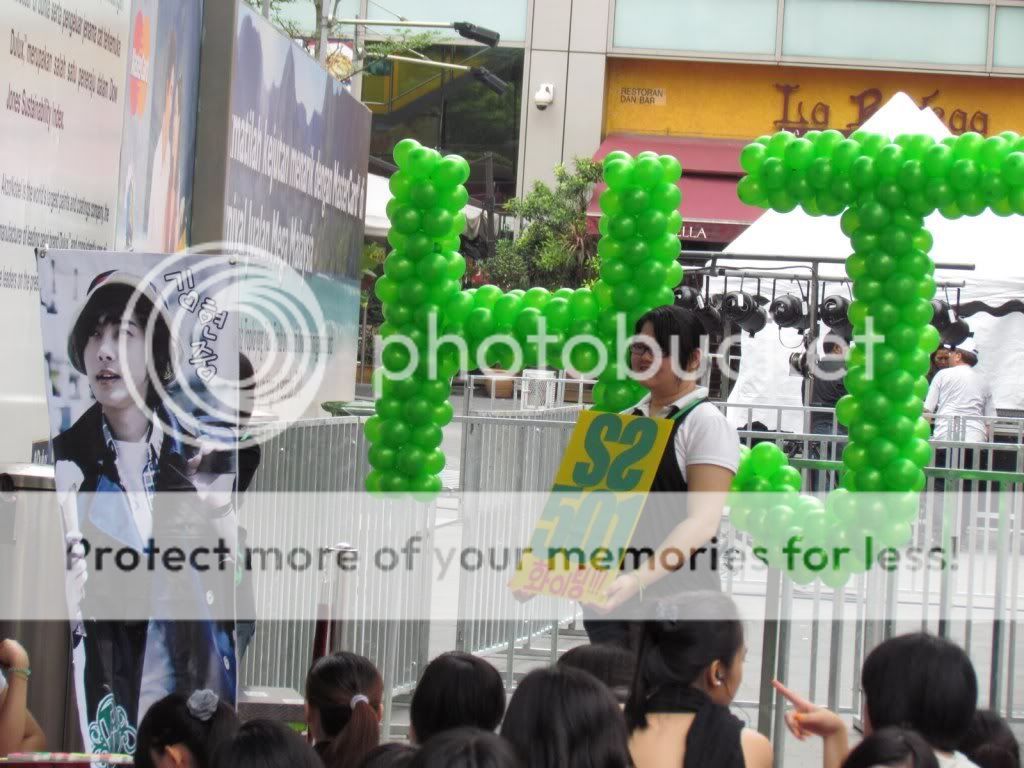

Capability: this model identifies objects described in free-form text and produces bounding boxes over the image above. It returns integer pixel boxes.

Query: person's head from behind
[410,652,505,744]
[305,652,384,768]
[556,643,636,705]
[842,727,939,768]
[630,305,703,394]
[69,273,174,415]
[961,710,1020,768]
[356,743,416,768]
[212,719,321,768]
[822,334,847,358]
[409,727,521,768]
[135,690,238,768]
[500,666,629,768]
[626,591,744,731]
[861,633,978,752]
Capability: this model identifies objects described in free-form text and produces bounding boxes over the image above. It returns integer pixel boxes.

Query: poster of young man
[36,248,240,755]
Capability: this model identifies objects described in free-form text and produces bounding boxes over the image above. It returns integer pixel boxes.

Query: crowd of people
[5,590,1020,767]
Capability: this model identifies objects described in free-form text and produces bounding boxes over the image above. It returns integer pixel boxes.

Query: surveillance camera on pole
[534,83,554,110]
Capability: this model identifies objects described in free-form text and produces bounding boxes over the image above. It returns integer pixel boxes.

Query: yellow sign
[509,410,674,604]
[605,59,1024,141]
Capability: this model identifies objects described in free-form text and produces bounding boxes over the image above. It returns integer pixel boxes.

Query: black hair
[861,633,978,752]
[841,727,939,768]
[305,652,384,768]
[356,743,417,768]
[69,283,174,390]
[211,719,321,768]
[961,710,1020,768]
[410,652,506,744]
[626,591,744,732]
[408,727,521,768]
[134,691,239,768]
[556,644,636,705]
[632,304,702,373]
[500,666,630,768]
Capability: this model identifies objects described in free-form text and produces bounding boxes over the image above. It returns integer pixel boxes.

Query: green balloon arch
[365,130,1024,586]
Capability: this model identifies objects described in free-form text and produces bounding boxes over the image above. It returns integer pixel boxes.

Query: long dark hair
[500,666,630,768]
[135,691,239,768]
[410,652,506,743]
[625,591,744,732]
[841,727,939,768]
[408,727,521,768]
[961,710,1021,768]
[861,633,977,752]
[305,652,384,768]
[212,719,322,768]
[556,644,636,704]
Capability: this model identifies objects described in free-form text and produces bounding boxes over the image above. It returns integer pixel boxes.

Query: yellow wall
[605,59,1024,141]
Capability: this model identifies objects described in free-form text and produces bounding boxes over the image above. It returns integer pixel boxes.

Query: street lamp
[334,18,501,46]
[385,54,509,96]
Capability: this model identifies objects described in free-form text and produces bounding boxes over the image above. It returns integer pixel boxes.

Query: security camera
[534,83,554,110]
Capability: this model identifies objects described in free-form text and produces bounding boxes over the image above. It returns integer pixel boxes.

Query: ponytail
[625,591,743,732]
[306,653,383,768]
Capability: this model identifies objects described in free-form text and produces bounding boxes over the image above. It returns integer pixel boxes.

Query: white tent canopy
[718,92,1024,433]
[364,173,485,239]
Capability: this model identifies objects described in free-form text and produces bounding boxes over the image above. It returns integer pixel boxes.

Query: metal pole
[804,261,819,440]
[485,152,496,259]
[350,0,368,101]
[319,1,329,65]
[757,567,781,737]
[683,250,977,270]
[335,18,456,28]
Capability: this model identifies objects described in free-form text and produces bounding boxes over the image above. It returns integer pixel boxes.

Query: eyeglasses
[629,343,664,358]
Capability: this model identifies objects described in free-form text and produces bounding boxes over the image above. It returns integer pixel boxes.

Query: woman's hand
[0,639,28,672]
[772,680,849,768]
[593,573,641,614]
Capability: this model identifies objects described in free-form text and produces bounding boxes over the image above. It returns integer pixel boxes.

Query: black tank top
[621,399,722,600]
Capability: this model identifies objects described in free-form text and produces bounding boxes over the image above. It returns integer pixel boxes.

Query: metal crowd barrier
[240,417,435,734]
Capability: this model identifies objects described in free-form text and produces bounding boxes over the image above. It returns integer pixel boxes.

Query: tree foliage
[485,158,602,292]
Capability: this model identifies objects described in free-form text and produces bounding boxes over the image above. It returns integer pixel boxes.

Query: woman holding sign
[585,305,740,648]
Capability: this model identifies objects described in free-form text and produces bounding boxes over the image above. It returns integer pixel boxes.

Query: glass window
[995,7,1024,68]
[783,0,988,67]
[365,46,524,204]
[274,0,360,34]
[612,0,777,55]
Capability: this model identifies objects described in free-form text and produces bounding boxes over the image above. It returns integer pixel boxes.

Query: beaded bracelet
[4,667,30,681]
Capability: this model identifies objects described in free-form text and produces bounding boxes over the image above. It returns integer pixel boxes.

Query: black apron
[583,398,722,647]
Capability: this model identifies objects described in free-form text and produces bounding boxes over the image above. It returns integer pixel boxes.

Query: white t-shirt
[626,387,740,483]
[924,365,996,443]
[113,439,153,543]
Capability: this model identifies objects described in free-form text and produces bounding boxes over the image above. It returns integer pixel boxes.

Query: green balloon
[433,154,471,187]
[420,380,450,404]
[424,449,445,476]
[651,233,681,262]
[446,291,475,324]
[592,280,613,308]
[604,159,634,191]
[384,252,415,282]
[760,158,786,190]
[612,283,640,309]
[619,239,650,267]
[398,279,429,306]
[570,288,598,321]
[650,182,682,212]
[380,473,408,493]
[749,441,786,477]
[621,188,650,215]
[543,298,572,331]
[785,138,815,170]
[432,401,455,426]
[835,395,860,426]
[523,287,550,310]
[411,423,443,450]
[438,185,469,212]
[466,307,495,341]
[393,138,421,168]
[383,302,413,327]
[843,442,868,472]
[407,146,440,179]
[737,177,767,206]
[408,179,438,209]
[740,144,767,174]
[474,284,503,309]
[397,445,427,476]
[404,233,433,260]
[918,324,940,352]
[600,189,624,216]
[851,156,877,189]
[380,419,411,448]
[375,396,404,421]
[391,205,421,234]
[638,210,668,239]
[632,156,665,188]
[609,215,637,240]
[1002,153,1024,186]
[923,143,954,178]
[365,470,384,492]
[600,259,631,285]
[904,437,932,467]
[492,294,523,329]
[659,155,683,182]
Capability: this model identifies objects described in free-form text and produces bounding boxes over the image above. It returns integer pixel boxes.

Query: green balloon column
[365,139,468,493]
[730,128,1024,584]
[591,151,686,411]
[365,144,691,491]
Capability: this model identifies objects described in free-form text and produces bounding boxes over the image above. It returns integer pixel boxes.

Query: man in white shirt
[924,338,995,444]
